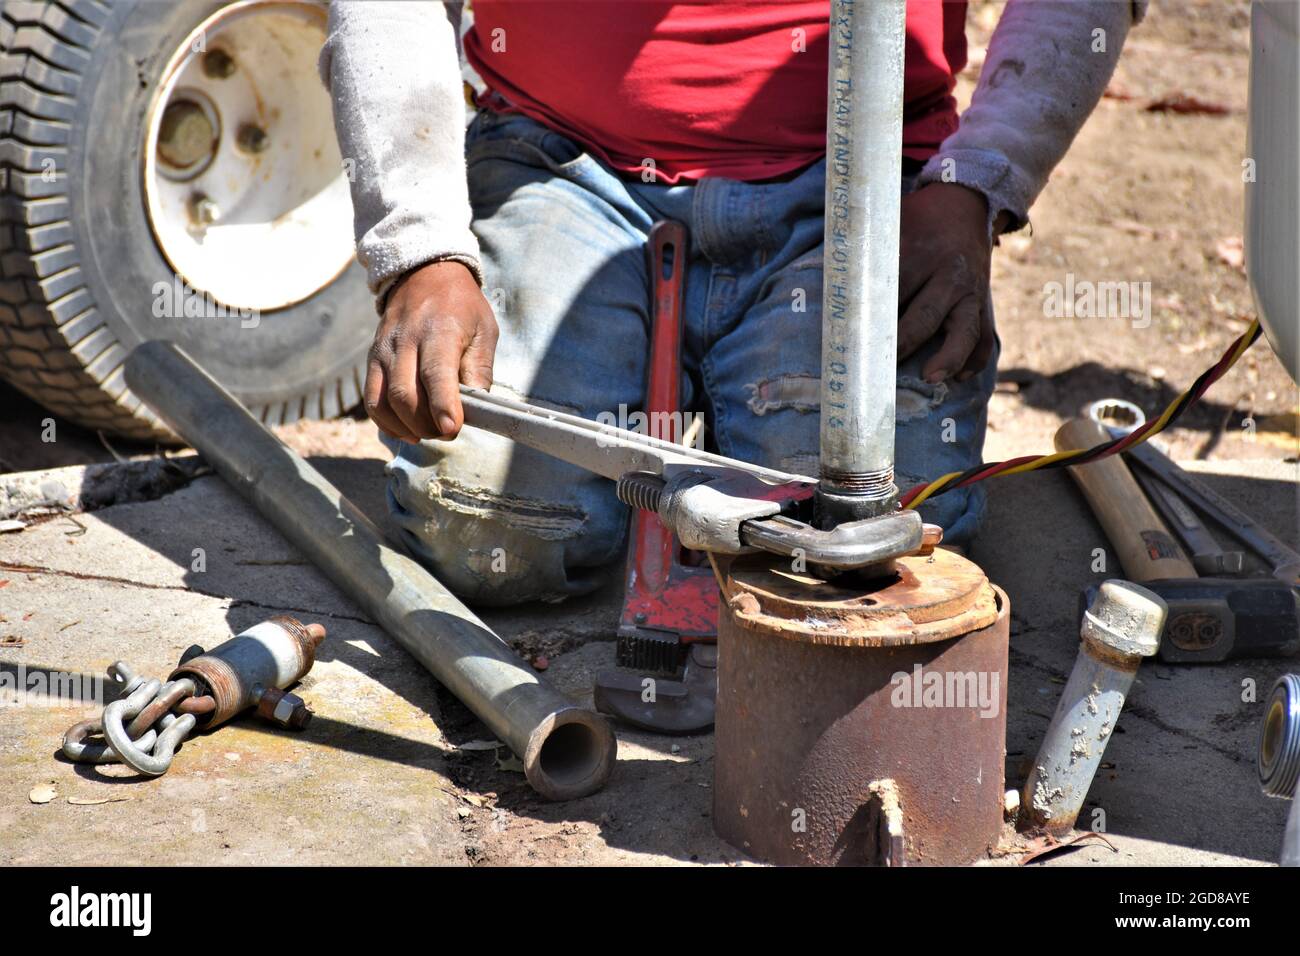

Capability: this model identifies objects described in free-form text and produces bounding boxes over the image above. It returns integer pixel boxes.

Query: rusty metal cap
[1081,580,1166,660]
[725,548,999,647]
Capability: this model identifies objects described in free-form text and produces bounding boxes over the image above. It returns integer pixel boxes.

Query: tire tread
[0,0,362,439]
[0,0,160,437]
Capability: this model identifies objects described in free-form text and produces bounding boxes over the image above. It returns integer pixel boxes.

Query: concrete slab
[0,459,728,866]
[1,454,1295,866]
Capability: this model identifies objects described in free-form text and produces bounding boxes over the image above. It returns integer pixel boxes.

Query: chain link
[61,660,199,775]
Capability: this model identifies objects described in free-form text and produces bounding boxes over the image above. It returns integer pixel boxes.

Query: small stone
[531,656,549,671]
[29,785,57,804]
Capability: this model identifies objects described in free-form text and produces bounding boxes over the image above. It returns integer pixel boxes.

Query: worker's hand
[364,260,499,443]
[897,182,998,384]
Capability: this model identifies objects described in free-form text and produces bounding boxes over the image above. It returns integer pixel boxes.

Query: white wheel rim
[142,1,354,313]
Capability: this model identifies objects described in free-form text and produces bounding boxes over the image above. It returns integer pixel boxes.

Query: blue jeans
[385,110,998,605]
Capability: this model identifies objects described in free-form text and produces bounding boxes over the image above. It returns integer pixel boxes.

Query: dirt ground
[2,0,1297,867]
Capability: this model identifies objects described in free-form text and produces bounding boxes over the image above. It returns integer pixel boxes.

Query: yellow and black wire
[900,318,1263,510]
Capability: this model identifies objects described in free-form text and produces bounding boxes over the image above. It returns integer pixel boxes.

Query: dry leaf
[495,753,525,773]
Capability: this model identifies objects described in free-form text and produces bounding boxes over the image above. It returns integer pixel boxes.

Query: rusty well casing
[713,549,1010,866]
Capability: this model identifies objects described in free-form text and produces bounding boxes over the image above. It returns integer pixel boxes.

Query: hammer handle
[1055,418,1197,582]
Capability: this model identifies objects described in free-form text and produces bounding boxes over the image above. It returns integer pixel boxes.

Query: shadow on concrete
[59,710,457,785]
[997,362,1255,459]
[0,380,153,475]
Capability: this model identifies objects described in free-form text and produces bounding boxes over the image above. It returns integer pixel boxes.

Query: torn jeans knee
[744,373,948,422]
[894,376,949,422]
[383,435,622,607]
[735,360,994,546]
[744,373,820,416]
[388,500,581,607]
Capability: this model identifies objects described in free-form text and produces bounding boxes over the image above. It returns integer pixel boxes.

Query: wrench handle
[645,220,687,431]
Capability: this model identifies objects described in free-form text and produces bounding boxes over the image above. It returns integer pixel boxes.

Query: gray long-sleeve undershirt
[320,1,1146,309]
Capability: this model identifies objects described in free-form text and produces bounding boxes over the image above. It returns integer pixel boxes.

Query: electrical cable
[900,318,1263,509]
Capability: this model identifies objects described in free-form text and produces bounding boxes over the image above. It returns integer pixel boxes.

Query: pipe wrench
[459,392,924,573]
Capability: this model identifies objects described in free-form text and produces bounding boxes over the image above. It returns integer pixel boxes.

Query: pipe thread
[617,472,666,512]
[819,466,895,500]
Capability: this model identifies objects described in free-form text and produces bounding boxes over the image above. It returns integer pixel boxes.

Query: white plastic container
[1246,0,1300,383]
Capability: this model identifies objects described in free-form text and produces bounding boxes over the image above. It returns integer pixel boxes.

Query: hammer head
[1080,578,1300,663]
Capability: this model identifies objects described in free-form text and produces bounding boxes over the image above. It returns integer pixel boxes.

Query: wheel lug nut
[236,123,269,154]
[188,192,221,229]
[201,48,236,79]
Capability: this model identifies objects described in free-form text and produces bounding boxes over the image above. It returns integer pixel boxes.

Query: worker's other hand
[897,182,997,384]
[365,260,499,443]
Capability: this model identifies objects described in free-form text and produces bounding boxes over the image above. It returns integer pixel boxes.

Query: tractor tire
[0,0,371,440]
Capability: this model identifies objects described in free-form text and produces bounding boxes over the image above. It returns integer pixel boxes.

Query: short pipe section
[171,616,323,727]
[1020,580,1165,835]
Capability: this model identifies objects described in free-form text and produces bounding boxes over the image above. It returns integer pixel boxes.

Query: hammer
[1056,418,1300,662]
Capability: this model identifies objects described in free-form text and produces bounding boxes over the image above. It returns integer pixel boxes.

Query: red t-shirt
[464,1,967,184]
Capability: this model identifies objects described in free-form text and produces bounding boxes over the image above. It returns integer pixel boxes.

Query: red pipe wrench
[594,221,720,733]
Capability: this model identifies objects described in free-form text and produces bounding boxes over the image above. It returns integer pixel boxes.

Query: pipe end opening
[525,710,617,801]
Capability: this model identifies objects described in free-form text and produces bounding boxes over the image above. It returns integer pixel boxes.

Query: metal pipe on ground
[124,341,616,801]
[817,0,907,526]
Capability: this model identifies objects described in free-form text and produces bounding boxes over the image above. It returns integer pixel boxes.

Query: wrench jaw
[461,386,924,572]
[594,645,718,736]
[656,468,806,554]
[649,467,925,576]
[741,509,925,580]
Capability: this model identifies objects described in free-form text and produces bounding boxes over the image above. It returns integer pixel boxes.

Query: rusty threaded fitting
[169,616,325,727]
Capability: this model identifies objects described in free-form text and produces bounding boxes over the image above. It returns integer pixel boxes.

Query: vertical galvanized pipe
[818,0,907,525]
[124,341,616,801]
